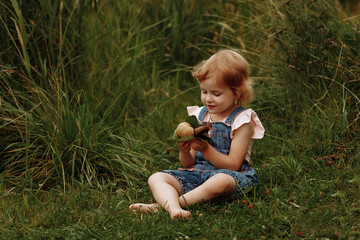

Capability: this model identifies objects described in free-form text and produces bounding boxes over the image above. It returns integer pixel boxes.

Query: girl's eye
[213,92,221,96]
[202,90,207,94]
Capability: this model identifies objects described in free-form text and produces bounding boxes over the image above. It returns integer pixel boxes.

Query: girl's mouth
[207,105,215,109]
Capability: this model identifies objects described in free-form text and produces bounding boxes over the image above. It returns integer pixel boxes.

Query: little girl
[129,49,264,219]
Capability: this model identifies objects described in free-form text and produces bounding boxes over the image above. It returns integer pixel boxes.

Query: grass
[1,161,359,239]
[1,0,359,238]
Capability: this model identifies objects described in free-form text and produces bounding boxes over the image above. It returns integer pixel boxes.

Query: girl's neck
[208,104,238,122]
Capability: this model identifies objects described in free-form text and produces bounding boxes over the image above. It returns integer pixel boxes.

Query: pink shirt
[187,106,265,162]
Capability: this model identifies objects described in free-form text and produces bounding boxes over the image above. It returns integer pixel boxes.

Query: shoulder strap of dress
[225,106,245,125]
[198,106,208,121]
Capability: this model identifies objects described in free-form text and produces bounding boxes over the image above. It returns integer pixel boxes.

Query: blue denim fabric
[163,106,258,197]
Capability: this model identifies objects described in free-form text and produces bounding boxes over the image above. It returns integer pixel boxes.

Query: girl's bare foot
[168,206,191,219]
[130,203,190,219]
[129,203,159,214]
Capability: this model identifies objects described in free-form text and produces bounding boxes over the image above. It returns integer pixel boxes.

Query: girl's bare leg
[130,172,190,219]
[130,173,236,219]
[178,173,236,207]
[148,172,191,219]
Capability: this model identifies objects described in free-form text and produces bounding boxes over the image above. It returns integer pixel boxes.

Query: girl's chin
[207,108,218,114]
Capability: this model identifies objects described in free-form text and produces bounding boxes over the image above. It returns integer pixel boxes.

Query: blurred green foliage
[0,0,359,191]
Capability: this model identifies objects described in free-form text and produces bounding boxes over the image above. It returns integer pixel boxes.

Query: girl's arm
[192,122,254,171]
[178,141,196,168]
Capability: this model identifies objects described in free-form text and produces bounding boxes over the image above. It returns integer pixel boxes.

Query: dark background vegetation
[1,0,359,238]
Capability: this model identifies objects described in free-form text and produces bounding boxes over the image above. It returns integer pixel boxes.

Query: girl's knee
[148,172,163,186]
[210,173,236,195]
[148,172,175,187]
[148,172,182,195]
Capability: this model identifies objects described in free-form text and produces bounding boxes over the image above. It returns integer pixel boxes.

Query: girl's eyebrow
[199,85,222,92]
[212,89,221,92]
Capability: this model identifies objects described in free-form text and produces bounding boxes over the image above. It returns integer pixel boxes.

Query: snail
[173,122,194,138]
[174,121,212,139]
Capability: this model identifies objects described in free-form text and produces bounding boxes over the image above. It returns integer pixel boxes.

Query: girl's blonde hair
[192,49,253,105]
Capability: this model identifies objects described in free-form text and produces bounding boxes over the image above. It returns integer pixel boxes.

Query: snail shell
[174,122,194,138]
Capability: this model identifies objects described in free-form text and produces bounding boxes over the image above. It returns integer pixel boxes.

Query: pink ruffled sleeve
[187,106,203,120]
[230,109,265,139]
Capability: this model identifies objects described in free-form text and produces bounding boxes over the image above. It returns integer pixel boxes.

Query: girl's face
[200,74,239,120]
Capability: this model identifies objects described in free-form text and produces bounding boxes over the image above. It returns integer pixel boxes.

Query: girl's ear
[234,87,242,98]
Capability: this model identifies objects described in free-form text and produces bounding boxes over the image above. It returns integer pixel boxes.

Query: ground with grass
[1,159,359,239]
[1,0,359,239]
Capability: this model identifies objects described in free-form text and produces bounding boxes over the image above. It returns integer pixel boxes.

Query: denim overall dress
[164,106,258,197]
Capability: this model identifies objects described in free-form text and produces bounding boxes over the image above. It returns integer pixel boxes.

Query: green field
[1,0,359,239]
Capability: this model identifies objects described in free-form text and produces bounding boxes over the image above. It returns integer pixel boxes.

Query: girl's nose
[206,94,213,102]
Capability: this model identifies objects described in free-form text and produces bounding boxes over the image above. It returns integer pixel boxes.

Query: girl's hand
[191,139,209,152]
[178,140,192,153]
